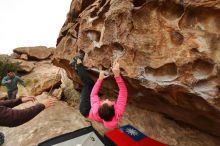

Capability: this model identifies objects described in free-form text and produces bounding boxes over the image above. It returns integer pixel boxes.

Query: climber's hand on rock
[40,98,57,108]
[21,96,36,103]
[112,61,120,77]
[99,70,109,80]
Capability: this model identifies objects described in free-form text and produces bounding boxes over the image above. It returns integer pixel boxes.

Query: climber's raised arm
[90,70,108,109]
[112,61,128,119]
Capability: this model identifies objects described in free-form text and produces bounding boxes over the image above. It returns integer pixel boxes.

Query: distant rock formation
[5,47,63,97]
[13,46,54,60]
[52,0,220,137]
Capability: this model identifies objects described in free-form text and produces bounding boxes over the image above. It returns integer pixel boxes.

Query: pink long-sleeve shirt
[89,75,128,129]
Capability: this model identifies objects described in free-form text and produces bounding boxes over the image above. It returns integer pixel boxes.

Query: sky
[0,0,72,54]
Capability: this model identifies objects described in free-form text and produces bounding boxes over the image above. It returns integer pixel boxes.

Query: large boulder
[13,46,52,60]
[21,61,62,96]
[52,0,220,137]
[30,74,61,96]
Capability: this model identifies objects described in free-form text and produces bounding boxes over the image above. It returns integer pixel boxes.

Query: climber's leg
[70,51,94,117]
[76,63,94,117]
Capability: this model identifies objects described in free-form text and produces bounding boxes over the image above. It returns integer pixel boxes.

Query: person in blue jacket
[1,70,25,99]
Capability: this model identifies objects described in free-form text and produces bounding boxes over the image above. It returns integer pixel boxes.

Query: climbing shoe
[69,50,85,70]
[76,50,85,63]
[69,58,77,69]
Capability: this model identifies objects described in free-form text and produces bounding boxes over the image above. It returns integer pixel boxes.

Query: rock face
[53,0,220,137]
[13,46,53,60]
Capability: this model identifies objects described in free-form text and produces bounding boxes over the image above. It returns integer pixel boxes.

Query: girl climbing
[70,51,128,128]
